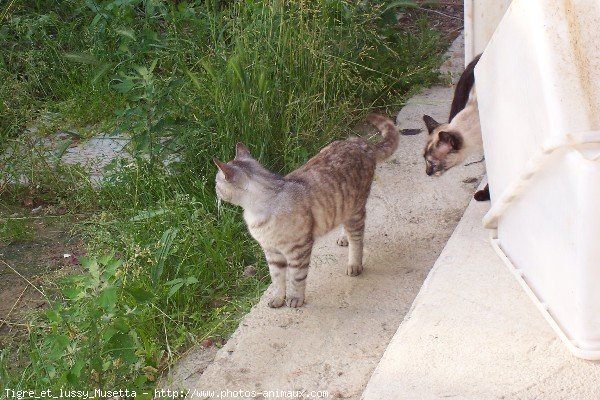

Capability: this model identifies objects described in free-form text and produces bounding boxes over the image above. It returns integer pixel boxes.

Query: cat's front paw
[287,296,305,308]
[268,296,286,308]
[346,264,363,277]
[336,235,349,247]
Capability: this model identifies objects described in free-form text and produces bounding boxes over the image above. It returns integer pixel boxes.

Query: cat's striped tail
[367,113,399,162]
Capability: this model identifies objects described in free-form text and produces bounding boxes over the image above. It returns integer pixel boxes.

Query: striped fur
[214,114,399,308]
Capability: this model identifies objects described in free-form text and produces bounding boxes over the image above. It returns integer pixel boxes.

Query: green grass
[0,218,32,244]
[0,0,446,393]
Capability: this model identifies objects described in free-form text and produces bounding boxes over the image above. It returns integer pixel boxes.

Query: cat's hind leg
[264,249,287,308]
[344,208,366,277]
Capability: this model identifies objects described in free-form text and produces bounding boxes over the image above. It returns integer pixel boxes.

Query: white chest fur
[243,210,272,242]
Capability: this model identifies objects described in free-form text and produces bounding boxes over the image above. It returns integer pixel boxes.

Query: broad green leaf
[112,317,130,332]
[70,358,85,378]
[151,228,178,287]
[90,356,102,373]
[167,282,184,298]
[130,208,167,221]
[149,59,158,73]
[185,67,203,91]
[102,258,123,281]
[46,364,57,379]
[92,63,112,84]
[134,65,148,77]
[116,28,136,41]
[62,286,83,300]
[54,139,72,167]
[98,251,116,266]
[127,287,154,304]
[91,13,103,27]
[165,278,183,286]
[46,309,61,323]
[84,0,99,12]
[64,52,98,65]
[47,334,69,361]
[107,333,138,364]
[145,0,155,17]
[82,257,100,282]
[48,334,69,348]
[99,286,118,310]
[186,276,199,285]
[112,78,135,93]
[102,326,118,342]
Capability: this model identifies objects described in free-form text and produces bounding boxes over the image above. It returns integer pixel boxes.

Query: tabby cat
[214,114,399,308]
[422,54,490,201]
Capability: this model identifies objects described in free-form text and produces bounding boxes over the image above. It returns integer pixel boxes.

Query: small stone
[243,265,257,277]
[201,339,214,348]
[31,206,43,214]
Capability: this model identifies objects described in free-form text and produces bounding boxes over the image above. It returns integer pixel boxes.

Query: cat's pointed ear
[438,131,463,150]
[213,158,235,181]
[423,115,440,134]
[235,142,252,159]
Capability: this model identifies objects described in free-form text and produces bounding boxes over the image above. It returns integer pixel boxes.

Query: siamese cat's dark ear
[423,115,440,134]
[235,142,252,159]
[438,131,463,150]
[213,158,235,181]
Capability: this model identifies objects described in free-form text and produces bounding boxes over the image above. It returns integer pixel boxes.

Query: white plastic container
[475,0,600,359]
[464,0,512,64]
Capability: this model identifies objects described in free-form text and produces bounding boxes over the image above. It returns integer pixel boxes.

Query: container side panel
[574,150,600,350]
[498,150,579,340]
[476,0,600,202]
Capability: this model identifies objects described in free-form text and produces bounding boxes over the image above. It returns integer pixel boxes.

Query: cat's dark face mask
[425,157,445,176]
[422,115,463,177]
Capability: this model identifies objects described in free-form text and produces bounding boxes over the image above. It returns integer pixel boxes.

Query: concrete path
[169,34,486,399]
[40,132,130,185]
[361,190,600,400]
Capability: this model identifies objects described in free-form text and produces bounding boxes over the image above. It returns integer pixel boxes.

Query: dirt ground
[0,205,84,338]
[399,0,464,43]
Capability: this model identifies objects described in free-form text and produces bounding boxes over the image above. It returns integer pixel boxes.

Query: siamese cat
[214,114,399,308]
[422,54,490,201]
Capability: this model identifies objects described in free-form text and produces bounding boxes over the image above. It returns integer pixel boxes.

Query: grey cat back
[214,114,399,308]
